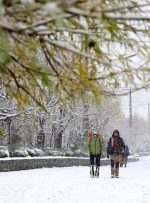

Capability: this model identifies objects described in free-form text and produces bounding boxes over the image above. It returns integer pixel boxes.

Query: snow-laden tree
[0,85,149,156]
[112,111,149,153]
[42,96,123,155]
[0,87,36,153]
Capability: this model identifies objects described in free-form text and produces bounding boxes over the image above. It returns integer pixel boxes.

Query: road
[0,156,150,203]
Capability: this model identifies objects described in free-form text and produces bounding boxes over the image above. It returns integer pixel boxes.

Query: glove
[107,154,110,159]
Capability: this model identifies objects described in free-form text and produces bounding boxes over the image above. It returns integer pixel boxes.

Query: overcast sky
[121,89,150,121]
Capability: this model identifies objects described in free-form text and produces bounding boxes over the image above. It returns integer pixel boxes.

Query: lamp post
[37,115,45,149]
[4,117,12,145]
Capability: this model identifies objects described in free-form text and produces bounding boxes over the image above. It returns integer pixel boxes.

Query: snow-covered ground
[0,157,150,203]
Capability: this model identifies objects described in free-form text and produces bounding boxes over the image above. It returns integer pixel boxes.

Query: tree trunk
[54,131,63,149]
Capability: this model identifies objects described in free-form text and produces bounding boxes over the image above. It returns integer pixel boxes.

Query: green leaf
[0,128,4,137]
[41,74,52,87]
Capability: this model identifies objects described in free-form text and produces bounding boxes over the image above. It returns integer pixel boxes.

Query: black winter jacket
[107,136,125,155]
[123,145,130,156]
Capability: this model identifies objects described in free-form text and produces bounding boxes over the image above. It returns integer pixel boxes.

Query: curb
[0,156,139,172]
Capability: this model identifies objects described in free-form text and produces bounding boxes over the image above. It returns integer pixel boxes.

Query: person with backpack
[123,144,130,167]
[88,132,102,178]
[107,129,125,178]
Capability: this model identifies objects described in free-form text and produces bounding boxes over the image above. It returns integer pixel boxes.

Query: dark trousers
[111,159,119,176]
[111,159,119,168]
[90,154,101,167]
[124,155,128,167]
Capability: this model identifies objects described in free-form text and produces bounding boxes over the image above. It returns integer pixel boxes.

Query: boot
[116,167,119,178]
[111,167,115,178]
[95,166,99,178]
[90,165,94,178]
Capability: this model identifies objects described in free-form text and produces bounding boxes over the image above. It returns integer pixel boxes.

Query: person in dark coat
[120,145,125,167]
[123,144,130,167]
[107,129,125,178]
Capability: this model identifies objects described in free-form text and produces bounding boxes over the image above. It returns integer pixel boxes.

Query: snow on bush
[11,149,29,157]
[44,148,88,157]
[27,149,36,157]
[34,148,44,157]
[64,151,75,157]
[0,149,9,158]
[44,148,62,156]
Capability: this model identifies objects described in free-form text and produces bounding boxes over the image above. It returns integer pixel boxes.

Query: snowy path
[0,157,150,203]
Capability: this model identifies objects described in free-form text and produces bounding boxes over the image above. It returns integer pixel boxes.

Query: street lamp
[4,117,12,145]
[37,130,45,149]
[37,115,46,149]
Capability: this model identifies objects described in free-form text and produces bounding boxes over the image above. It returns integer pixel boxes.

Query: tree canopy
[0,0,150,107]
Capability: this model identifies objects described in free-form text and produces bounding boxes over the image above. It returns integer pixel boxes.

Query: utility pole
[148,104,150,135]
[129,87,132,128]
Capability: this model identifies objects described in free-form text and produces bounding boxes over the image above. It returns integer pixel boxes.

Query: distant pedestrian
[123,145,130,167]
[88,132,102,178]
[120,145,125,167]
[107,130,125,178]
